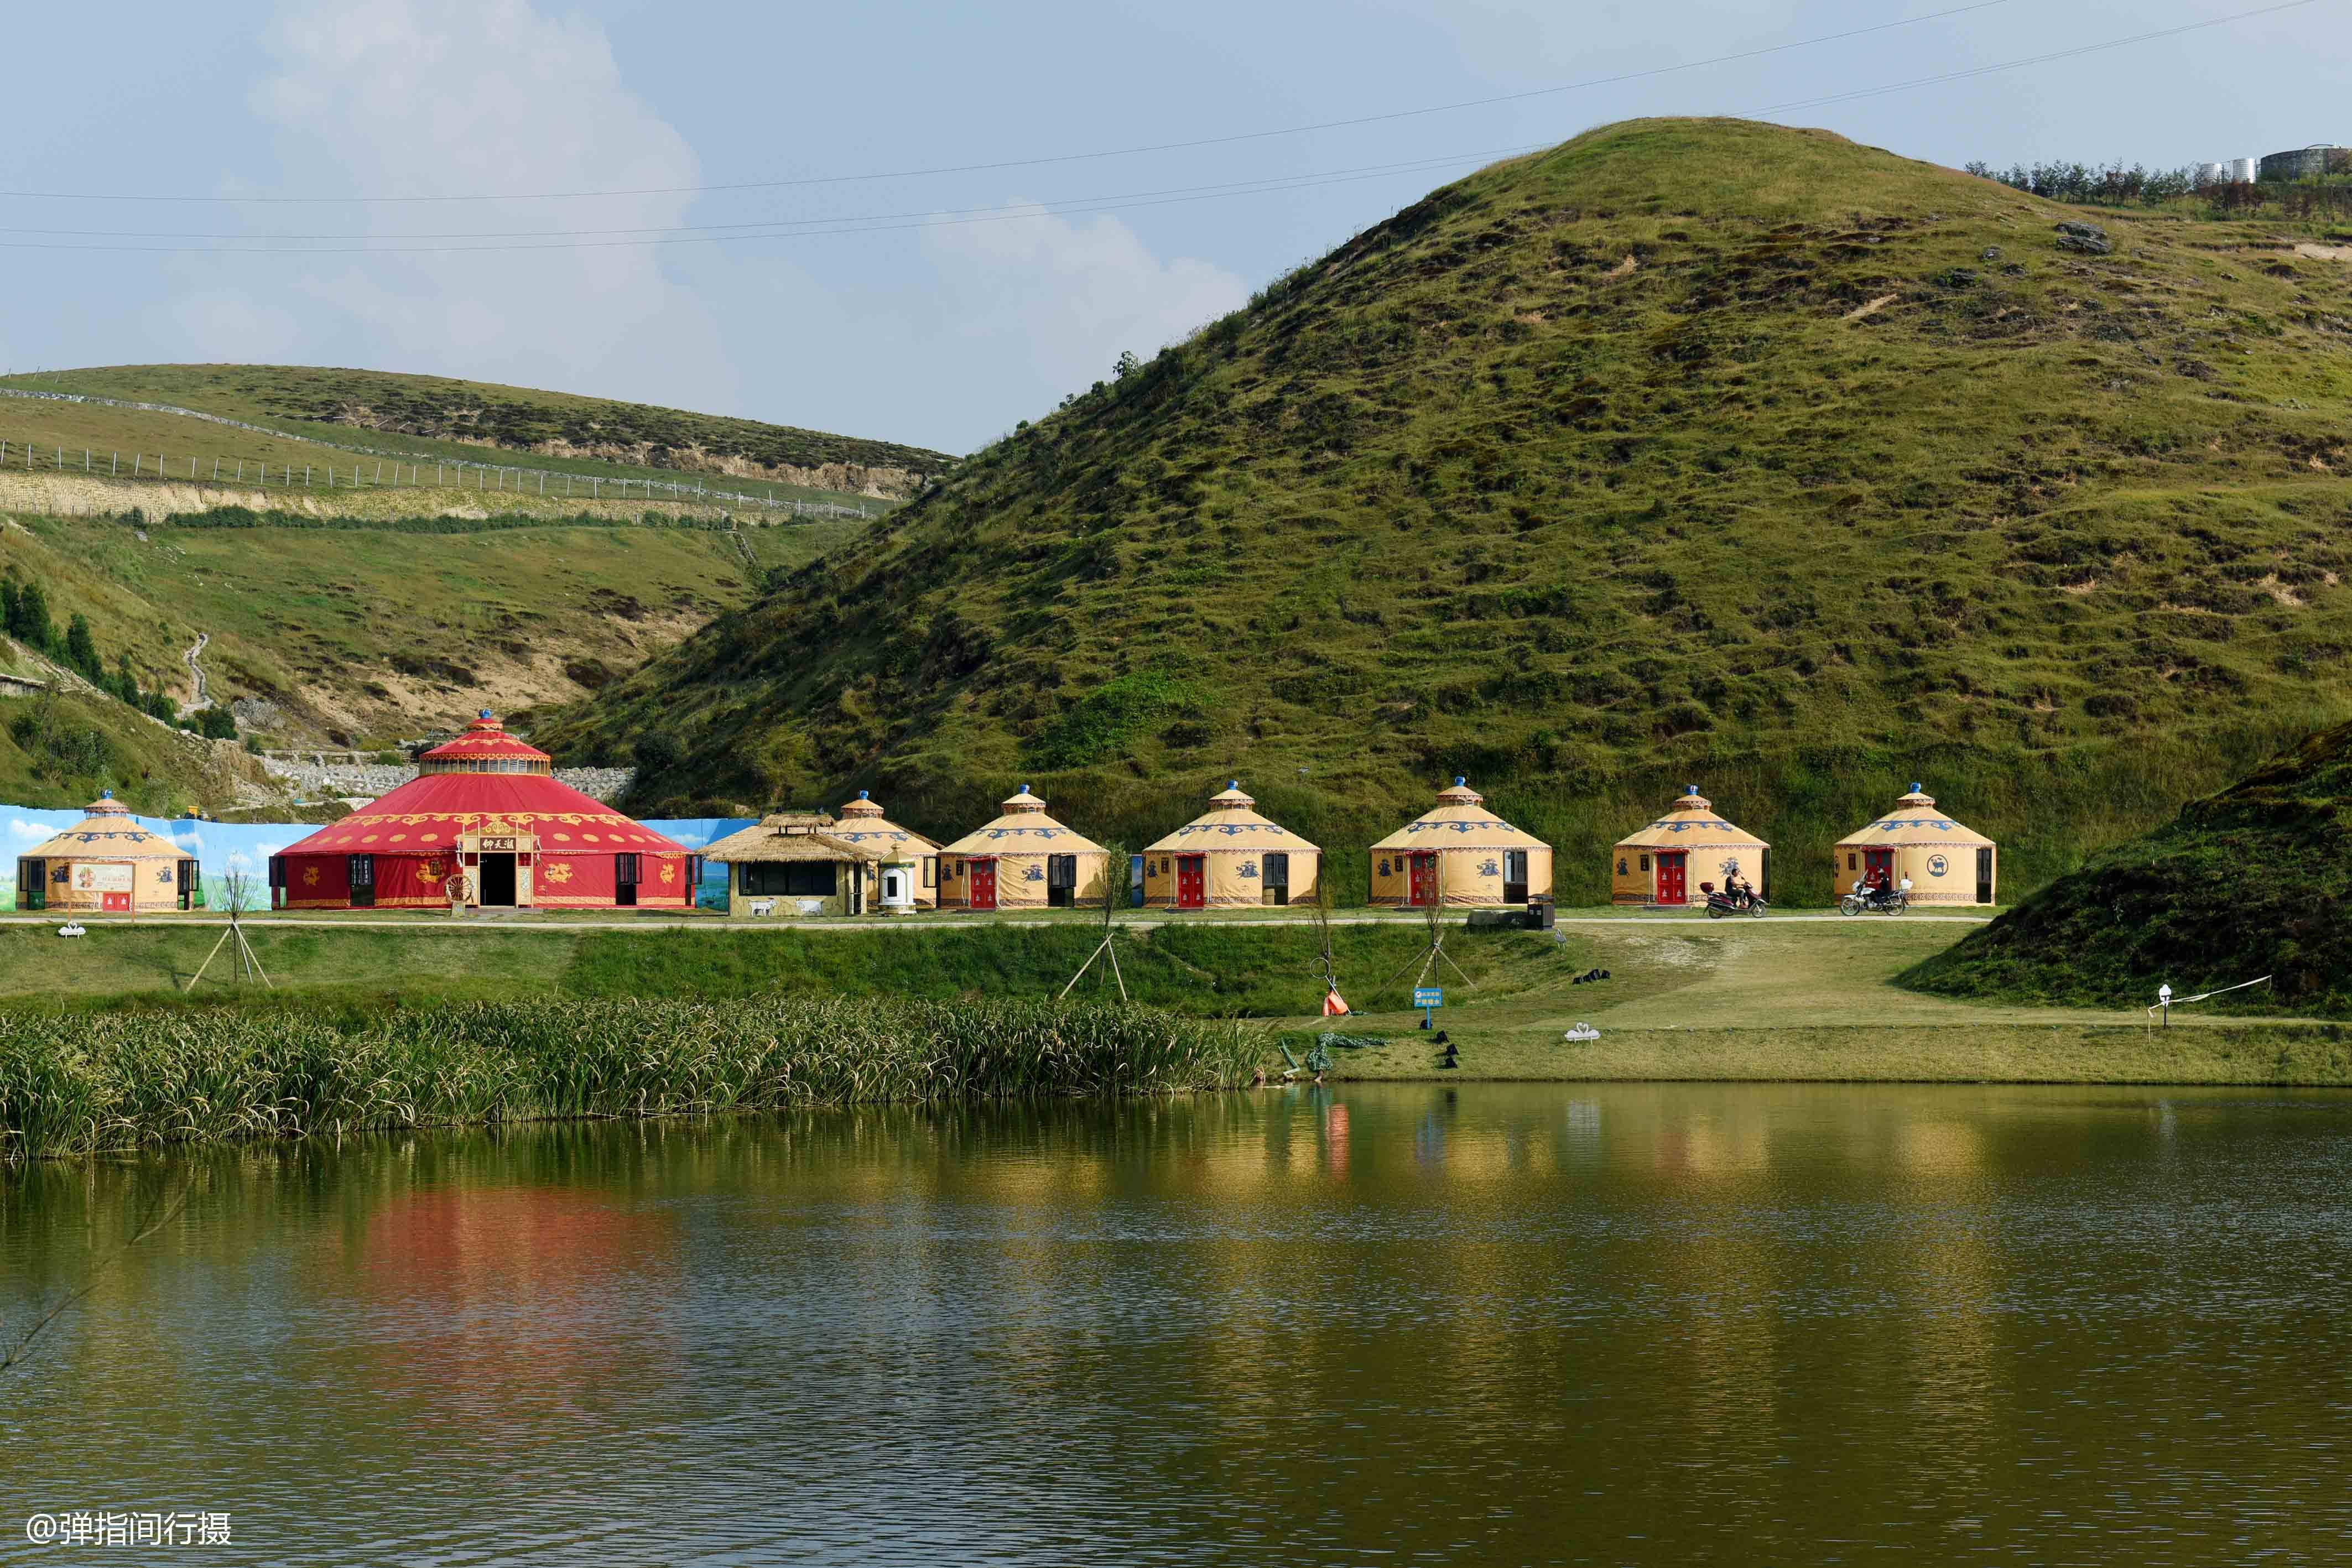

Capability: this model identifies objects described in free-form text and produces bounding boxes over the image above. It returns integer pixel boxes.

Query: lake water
[4,1085,2350,1566]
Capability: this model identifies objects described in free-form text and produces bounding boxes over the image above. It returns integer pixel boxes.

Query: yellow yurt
[13,791,199,914]
[1611,786,1771,907]
[937,786,1112,911]
[1834,783,1997,905]
[1142,781,1320,910]
[824,790,941,910]
[1368,777,1551,908]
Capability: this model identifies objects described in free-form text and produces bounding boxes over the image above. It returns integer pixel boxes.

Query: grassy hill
[536,117,2352,905]
[0,497,856,759]
[1902,720,2352,1015]
[0,364,955,502]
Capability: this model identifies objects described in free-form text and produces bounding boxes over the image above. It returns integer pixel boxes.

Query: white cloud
[920,201,1247,417]
[8,817,66,842]
[164,0,735,411]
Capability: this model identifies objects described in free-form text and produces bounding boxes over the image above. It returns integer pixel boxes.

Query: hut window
[347,853,375,908]
[923,856,936,889]
[1262,852,1289,888]
[1502,850,1528,902]
[1848,852,1857,871]
[743,861,834,897]
[1639,853,1650,873]
[1047,855,1076,888]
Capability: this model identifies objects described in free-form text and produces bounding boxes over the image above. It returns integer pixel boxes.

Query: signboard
[477,837,519,851]
[73,863,135,893]
[1412,987,1443,1008]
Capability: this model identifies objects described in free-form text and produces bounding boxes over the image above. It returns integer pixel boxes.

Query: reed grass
[0,996,1265,1159]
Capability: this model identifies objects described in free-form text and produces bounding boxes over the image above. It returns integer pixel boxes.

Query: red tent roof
[421,711,551,765]
[279,772,684,857]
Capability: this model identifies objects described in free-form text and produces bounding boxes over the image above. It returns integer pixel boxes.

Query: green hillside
[0,364,954,501]
[534,117,2352,904]
[1902,720,2352,1014]
[0,499,856,757]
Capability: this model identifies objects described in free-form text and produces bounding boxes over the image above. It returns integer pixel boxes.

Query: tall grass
[0,996,1265,1159]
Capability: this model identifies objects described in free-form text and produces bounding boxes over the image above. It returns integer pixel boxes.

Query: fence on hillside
[0,388,882,519]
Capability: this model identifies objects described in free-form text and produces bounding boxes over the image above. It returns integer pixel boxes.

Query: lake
[3,1084,2349,1565]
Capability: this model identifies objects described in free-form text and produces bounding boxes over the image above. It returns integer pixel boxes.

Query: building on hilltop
[2257,144,2352,183]
[14,791,199,914]
[1611,786,1769,907]
[1142,782,1321,910]
[270,710,696,911]
[701,792,939,918]
[1368,778,1551,908]
[1833,784,1997,905]
[936,786,1110,911]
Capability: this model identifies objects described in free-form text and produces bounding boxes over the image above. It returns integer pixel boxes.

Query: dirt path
[181,631,210,713]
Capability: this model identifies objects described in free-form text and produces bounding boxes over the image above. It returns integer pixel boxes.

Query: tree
[1113,350,1142,381]
[64,613,98,679]
[11,580,53,652]
[634,731,683,774]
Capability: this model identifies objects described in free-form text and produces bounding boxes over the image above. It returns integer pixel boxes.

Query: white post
[190,456,196,479]
[538,471,544,495]
[376,461,383,485]
[111,452,117,476]
[133,454,141,477]
[592,478,600,499]
[437,462,443,485]
[304,466,311,487]
[212,458,220,481]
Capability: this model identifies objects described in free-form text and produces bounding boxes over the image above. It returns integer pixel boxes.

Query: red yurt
[270,711,697,911]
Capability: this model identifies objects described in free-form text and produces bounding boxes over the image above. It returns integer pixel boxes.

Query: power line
[1758,0,2325,115]
[0,154,1532,256]
[0,147,1538,244]
[0,1,2019,206]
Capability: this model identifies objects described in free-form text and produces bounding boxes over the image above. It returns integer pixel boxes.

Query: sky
[0,0,2337,455]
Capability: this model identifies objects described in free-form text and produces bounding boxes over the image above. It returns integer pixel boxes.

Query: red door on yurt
[1408,851,1439,906]
[969,858,999,911]
[1656,851,1688,905]
[1175,855,1206,910]
[1864,847,1895,889]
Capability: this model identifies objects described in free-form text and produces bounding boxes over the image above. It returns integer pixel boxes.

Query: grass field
[0,364,953,499]
[3,915,2331,1086]
[542,117,2352,905]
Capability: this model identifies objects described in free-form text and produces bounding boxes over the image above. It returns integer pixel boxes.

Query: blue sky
[0,1,2335,454]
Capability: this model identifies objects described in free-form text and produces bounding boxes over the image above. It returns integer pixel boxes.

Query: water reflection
[2,1085,2350,1565]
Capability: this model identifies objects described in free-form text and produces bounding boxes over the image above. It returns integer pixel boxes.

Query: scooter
[1699,881,1768,919]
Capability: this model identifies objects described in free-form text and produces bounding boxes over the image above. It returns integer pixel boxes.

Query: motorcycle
[1839,885,1909,916]
[1701,881,1768,919]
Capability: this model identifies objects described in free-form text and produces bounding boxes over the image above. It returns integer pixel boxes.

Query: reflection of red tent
[270,711,697,910]
[353,1186,679,1396]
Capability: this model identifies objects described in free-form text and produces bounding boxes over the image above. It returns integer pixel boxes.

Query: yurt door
[1175,855,1206,910]
[1408,851,1439,907]
[1864,848,1895,889]
[970,857,999,911]
[1656,851,1687,905]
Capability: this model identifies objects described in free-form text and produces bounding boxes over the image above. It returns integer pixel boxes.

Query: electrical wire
[0,1,2021,206]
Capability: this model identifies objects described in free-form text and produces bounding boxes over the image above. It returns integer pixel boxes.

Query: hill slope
[1902,720,2352,1014]
[0,365,954,501]
[535,118,2352,902]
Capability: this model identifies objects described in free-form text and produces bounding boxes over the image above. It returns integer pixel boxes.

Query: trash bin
[1526,894,1554,931]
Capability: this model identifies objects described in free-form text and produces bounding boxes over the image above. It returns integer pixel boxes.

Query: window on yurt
[1502,850,1528,903]
[1047,853,1076,908]
[1640,853,1650,873]
[348,853,375,908]
[1976,847,1993,904]
[1262,852,1289,907]
[923,856,936,889]
[19,859,41,911]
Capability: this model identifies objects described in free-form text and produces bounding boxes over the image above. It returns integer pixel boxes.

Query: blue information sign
[1413,987,1443,1008]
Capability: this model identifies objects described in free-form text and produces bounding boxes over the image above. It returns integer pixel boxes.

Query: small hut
[1368,777,1552,908]
[700,812,887,918]
[1834,783,1997,904]
[1612,786,1770,907]
[823,790,940,911]
[937,786,1110,911]
[14,791,199,914]
[1142,781,1320,910]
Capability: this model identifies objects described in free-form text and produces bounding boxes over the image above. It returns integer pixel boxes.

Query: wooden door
[1864,848,1895,889]
[1408,851,1439,907]
[1656,851,1687,905]
[1175,855,1206,909]
[1975,847,1994,904]
[970,858,998,911]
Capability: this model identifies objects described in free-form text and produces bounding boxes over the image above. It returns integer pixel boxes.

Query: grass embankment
[0,996,1259,1158]
[548,116,2352,892]
[1902,717,2352,1016]
[8,918,2343,1091]
[0,364,953,501]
